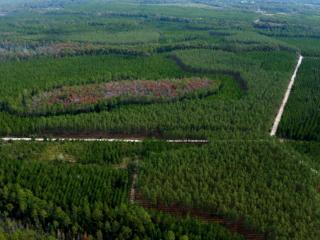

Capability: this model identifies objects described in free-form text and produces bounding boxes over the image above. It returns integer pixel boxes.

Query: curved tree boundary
[0,40,297,62]
[0,83,220,118]
[169,54,248,92]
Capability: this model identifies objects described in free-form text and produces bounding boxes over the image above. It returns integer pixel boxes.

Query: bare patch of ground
[40,145,76,163]
[28,78,216,114]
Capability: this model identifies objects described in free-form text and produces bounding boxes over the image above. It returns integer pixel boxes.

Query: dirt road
[270,55,303,136]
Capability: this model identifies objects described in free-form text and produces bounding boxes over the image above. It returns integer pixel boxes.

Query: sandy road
[0,137,209,143]
[270,55,303,136]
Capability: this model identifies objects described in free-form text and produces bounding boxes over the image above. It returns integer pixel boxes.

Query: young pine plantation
[0,0,319,240]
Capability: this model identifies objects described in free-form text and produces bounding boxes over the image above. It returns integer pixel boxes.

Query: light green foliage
[277,38,320,57]
[0,55,185,105]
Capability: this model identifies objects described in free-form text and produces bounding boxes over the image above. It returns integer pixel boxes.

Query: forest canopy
[0,0,319,239]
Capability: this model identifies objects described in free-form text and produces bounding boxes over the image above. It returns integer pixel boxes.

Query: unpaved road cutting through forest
[270,55,303,136]
[0,137,208,143]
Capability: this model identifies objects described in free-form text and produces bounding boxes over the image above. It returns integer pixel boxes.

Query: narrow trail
[129,173,138,204]
[270,55,303,136]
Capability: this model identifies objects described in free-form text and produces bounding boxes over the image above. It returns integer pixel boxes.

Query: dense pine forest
[0,51,296,139]
[0,0,319,239]
[138,141,320,239]
[0,141,244,240]
[279,58,320,141]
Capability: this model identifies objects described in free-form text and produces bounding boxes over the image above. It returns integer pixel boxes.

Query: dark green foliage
[138,141,320,239]
[0,160,129,208]
[0,140,185,165]
[0,141,242,240]
[279,58,320,141]
[286,141,320,171]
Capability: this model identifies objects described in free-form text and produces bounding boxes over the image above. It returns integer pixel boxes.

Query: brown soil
[31,78,213,111]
